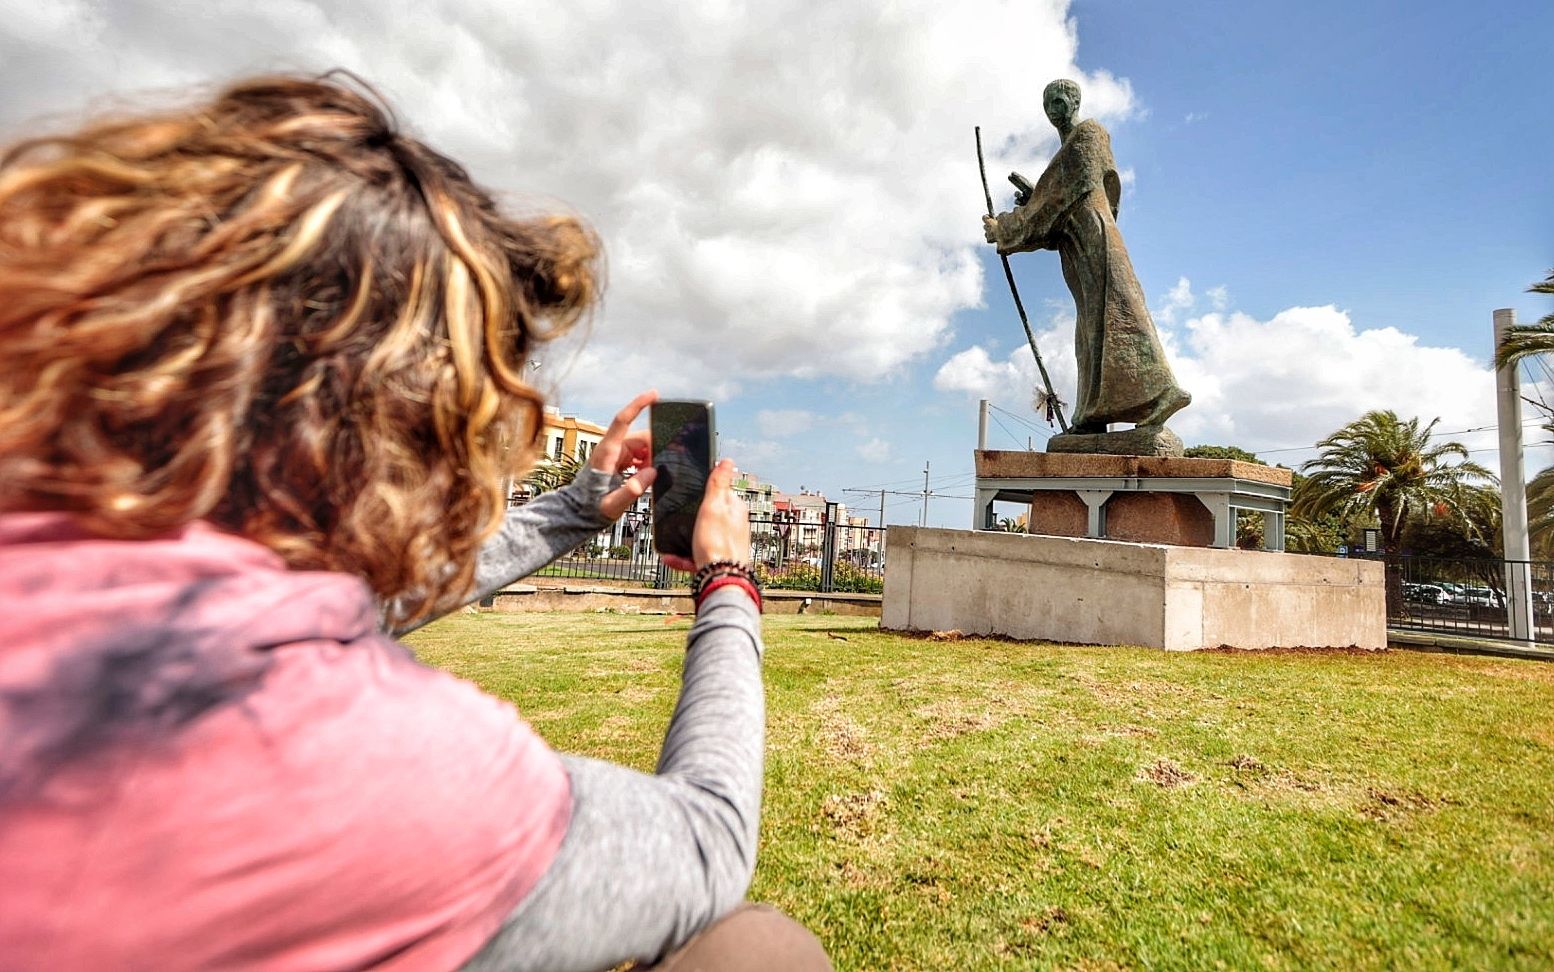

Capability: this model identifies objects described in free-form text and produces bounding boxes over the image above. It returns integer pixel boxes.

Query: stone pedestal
[881,527,1385,651]
[974,451,1293,551]
[1047,425,1184,457]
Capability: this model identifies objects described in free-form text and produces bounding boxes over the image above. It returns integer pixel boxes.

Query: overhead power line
[1254,417,1549,458]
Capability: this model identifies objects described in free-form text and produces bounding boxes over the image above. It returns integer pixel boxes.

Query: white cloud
[1165,305,1498,456]
[1155,276,1196,325]
[755,409,818,439]
[720,436,784,471]
[0,0,1137,409]
[858,437,892,463]
[1205,285,1230,311]
[933,313,1077,418]
[936,302,1503,463]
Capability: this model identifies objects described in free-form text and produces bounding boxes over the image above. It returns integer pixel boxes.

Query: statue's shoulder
[1071,118,1110,144]
[1065,119,1114,169]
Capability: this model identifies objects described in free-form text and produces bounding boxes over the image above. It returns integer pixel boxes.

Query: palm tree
[1492,267,1554,370]
[1509,266,1554,534]
[1295,410,1494,615]
[1527,466,1554,560]
[521,451,586,499]
[993,515,1027,533]
[1489,268,1554,557]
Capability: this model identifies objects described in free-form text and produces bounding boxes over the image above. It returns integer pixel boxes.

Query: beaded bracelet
[690,560,762,611]
[698,574,763,612]
[690,559,752,597]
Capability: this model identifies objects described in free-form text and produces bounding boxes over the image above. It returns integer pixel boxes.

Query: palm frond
[523,451,587,495]
[1494,322,1554,370]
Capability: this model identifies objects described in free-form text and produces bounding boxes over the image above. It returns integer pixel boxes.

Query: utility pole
[843,487,888,530]
[1495,308,1534,642]
[921,461,931,527]
[977,399,989,450]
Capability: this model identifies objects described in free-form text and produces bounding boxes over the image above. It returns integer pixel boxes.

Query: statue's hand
[982,214,1000,247]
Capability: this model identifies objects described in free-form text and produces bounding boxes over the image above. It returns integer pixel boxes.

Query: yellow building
[508,409,610,506]
[539,408,608,464]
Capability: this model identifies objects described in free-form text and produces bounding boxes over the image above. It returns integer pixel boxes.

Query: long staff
[975,126,1068,433]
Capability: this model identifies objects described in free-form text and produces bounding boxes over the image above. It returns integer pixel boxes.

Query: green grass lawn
[407,612,1554,971]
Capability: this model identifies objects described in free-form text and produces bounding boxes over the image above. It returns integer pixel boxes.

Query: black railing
[522,508,886,595]
[1381,554,1554,644]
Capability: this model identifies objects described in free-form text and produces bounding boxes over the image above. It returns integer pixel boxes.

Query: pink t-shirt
[0,514,571,970]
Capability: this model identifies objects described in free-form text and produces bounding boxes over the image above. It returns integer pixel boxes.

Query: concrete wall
[882,527,1384,651]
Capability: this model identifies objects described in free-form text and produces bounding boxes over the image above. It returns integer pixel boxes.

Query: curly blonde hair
[0,74,599,627]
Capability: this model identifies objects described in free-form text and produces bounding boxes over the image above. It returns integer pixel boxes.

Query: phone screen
[650,400,715,559]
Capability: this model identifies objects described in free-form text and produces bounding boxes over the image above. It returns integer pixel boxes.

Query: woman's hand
[660,459,750,573]
[590,390,658,521]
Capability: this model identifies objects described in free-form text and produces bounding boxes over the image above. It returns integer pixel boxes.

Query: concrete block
[882,527,1385,651]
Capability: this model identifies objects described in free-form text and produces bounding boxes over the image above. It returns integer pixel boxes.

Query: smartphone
[650,400,716,559]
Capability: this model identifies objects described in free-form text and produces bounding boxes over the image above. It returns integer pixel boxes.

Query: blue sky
[3,0,1549,529]
[702,0,1554,526]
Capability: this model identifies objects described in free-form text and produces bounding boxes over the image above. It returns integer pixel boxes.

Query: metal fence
[528,506,1554,642]
[1383,555,1554,644]
[524,508,887,594]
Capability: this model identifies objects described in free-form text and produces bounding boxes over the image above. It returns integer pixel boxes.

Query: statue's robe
[993,119,1188,432]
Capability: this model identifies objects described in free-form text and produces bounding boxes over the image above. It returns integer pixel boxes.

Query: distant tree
[993,515,1027,533]
[1295,410,1494,614]
[1184,444,1264,465]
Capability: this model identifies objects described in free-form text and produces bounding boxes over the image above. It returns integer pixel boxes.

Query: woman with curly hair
[0,75,828,971]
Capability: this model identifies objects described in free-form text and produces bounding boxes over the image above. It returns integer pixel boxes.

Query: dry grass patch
[810,694,875,763]
[1137,756,1196,788]
[911,697,1003,740]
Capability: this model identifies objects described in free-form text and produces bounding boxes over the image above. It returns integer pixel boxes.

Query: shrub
[831,562,884,594]
[753,561,883,594]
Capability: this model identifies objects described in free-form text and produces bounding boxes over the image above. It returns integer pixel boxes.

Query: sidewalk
[1387,628,1554,663]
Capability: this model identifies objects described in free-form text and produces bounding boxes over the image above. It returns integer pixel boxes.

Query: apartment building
[540,408,607,464]
[772,491,847,559]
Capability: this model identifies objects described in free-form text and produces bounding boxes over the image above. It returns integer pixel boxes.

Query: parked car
[1462,587,1502,608]
[1432,582,1467,605]
[1403,583,1446,605]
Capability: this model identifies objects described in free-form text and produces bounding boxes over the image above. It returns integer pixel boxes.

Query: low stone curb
[483,582,882,617]
[1387,628,1554,663]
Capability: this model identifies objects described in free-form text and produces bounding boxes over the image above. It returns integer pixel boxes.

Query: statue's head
[1043,79,1081,130]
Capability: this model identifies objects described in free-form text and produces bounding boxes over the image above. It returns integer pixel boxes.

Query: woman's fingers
[589,390,657,474]
[691,459,750,569]
[661,554,696,573]
[616,430,651,473]
[600,466,655,521]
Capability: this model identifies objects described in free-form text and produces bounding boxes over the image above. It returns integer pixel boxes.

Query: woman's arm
[395,393,660,636]
[469,467,618,600]
[392,467,619,637]
[461,587,765,972]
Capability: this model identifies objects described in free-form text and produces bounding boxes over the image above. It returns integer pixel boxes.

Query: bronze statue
[984,79,1190,454]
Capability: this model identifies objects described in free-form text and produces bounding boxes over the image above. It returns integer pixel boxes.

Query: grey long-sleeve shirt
[422,469,765,972]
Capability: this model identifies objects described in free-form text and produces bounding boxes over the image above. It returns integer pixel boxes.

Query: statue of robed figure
[984,79,1190,450]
